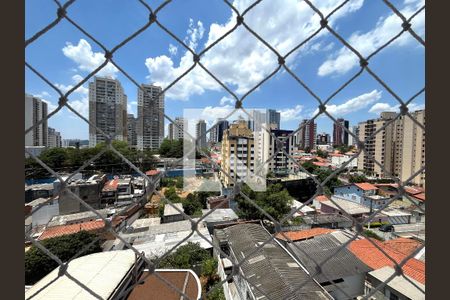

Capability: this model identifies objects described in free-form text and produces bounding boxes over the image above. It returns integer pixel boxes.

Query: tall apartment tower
[47,127,62,148]
[137,84,164,150]
[350,126,359,146]
[357,112,397,178]
[297,119,316,150]
[256,128,295,175]
[88,77,127,147]
[127,113,137,148]
[25,94,48,147]
[266,109,281,130]
[196,120,207,149]
[210,118,229,143]
[333,118,349,146]
[220,120,256,187]
[396,110,425,187]
[168,117,187,140]
[316,133,330,145]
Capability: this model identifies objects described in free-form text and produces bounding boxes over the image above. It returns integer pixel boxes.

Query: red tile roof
[354,182,378,191]
[145,170,161,176]
[276,228,335,242]
[383,238,423,256]
[38,220,105,240]
[412,193,425,202]
[313,161,330,167]
[315,195,329,202]
[348,239,425,284]
[404,186,425,195]
[102,179,119,192]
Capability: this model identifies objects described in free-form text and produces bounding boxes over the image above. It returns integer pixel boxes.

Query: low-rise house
[379,207,412,225]
[111,219,212,258]
[37,219,107,240]
[201,208,239,234]
[333,183,387,210]
[287,233,371,299]
[214,223,333,300]
[320,198,370,221]
[46,207,122,227]
[291,200,315,216]
[302,213,354,229]
[206,195,230,209]
[25,184,54,203]
[312,194,329,211]
[144,169,161,188]
[25,250,201,300]
[162,202,185,223]
[116,178,135,204]
[329,153,357,169]
[58,176,106,215]
[25,197,59,228]
[348,238,425,286]
[365,266,425,300]
[275,228,336,243]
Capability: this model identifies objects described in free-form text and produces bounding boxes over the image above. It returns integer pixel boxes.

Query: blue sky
[25,0,425,140]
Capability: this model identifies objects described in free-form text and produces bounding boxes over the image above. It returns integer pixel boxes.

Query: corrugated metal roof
[290,234,371,283]
[25,250,136,300]
[219,223,332,300]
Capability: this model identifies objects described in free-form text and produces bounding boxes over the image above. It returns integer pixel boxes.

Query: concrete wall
[32,200,60,227]
[325,274,365,300]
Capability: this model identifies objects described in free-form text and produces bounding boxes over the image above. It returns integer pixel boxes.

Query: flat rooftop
[25,250,136,300]
[325,197,370,215]
[164,202,184,216]
[201,208,238,223]
[368,266,425,300]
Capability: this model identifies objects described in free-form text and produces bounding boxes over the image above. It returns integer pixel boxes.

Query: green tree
[302,160,318,173]
[183,193,203,216]
[236,183,293,221]
[349,174,368,183]
[316,149,328,159]
[157,242,210,269]
[313,168,342,195]
[25,231,102,285]
[164,186,181,203]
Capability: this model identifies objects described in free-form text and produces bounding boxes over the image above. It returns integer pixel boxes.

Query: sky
[25,0,425,140]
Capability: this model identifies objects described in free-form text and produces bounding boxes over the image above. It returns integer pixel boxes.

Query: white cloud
[184,19,205,50]
[369,101,425,115]
[145,0,363,100]
[318,0,425,77]
[68,97,89,118]
[219,96,234,106]
[279,105,304,121]
[313,89,382,117]
[71,74,84,83]
[55,83,89,96]
[62,39,118,78]
[168,44,178,56]
[35,91,51,99]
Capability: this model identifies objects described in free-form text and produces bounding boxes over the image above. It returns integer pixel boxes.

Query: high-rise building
[210,118,229,144]
[333,118,349,146]
[137,84,164,150]
[88,77,127,147]
[127,113,137,148]
[396,110,425,187]
[196,120,207,149]
[350,126,359,146]
[256,128,295,175]
[316,133,330,145]
[297,119,316,150]
[266,109,281,130]
[25,94,48,147]
[220,120,255,187]
[47,127,62,148]
[168,117,187,141]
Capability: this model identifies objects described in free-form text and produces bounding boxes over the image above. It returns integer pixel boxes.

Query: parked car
[379,224,394,232]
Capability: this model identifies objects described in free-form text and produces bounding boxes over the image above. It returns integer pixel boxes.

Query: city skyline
[26,0,424,140]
